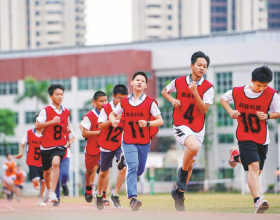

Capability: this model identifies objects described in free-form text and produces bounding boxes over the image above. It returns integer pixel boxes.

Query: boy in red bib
[95,84,128,210]
[35,84,71,203]
[80,91,109,203]
[162,51,214,211]
[14,164,27,201]
[15,115,46,206]
[3,153,16,200]
[109,72,164,211]
[220,66,280,213]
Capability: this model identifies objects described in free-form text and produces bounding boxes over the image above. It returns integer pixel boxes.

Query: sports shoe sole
[255,200,269,214]
[118,155,125,170]
[228,147,239,168]
[131,201,142,211]
[171,189,185,212]
[110,197,122,208]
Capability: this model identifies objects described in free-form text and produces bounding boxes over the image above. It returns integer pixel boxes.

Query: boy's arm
[14,144,25,159]
[35,116,60,129]
[161,88,181,108]
[138,114,164,127]
[98,108,111,130]
[189,81,210,114]
[109,112,121,128]
[220,97,240,119]
[257,93,280,120]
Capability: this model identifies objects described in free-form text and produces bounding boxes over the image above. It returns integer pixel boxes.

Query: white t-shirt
[113,93,161,117]
[165,75,214,104]
[222,85,280,144]
[66,129,75,158]
[80,108,100,130]
[37,104,70,151]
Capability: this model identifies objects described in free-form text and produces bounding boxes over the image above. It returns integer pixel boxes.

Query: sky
[85,0,133,46]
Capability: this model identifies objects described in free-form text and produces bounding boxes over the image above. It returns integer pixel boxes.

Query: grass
[61,193,280,214]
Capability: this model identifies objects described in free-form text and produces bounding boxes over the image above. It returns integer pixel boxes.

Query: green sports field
[61,193,280,214]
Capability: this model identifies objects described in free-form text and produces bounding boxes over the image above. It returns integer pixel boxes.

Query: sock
[103,191,106,198]
[113,193,119,197]
[254,197,260,204]
[234,155,240,163]
[86,185,92,191]
[181,167,188,174]
[176,188,184,195]
[97,194,102,197]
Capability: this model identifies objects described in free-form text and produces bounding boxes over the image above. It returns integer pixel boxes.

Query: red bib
[98,103,124,151]
[41,106,70,148]
[122,95,159,145]
[26,129,42,167]
[233,86,277,144]
[5,160,16,177]
[84,111,100,156]
[14,170,25,185]
[173,76,213,132]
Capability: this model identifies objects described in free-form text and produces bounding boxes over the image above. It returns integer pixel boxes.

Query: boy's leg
[248,161,260,198]
[55,162,62,202]
[40,180,46,198]
[43,168,51,189]
[186,160,195,184]
[60,158,70,196]
[50,155,61,192]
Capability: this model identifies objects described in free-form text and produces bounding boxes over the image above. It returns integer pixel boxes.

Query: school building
[0,30,280,195]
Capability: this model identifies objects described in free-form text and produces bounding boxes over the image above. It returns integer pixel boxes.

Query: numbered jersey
[122,96,159,145]
[5,160,16,177]
[233,86,277,144]
[26,129,42,167]
[83,111,100,156]
[173,76,213,132]
[98,103,124,151]
[41,106,70,148]
[14,170,26,186]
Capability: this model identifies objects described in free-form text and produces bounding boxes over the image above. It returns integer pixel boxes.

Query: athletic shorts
[41,147,66,171]
[3,175,16,184]
[14,184,23,190]
[100,147,126,172]
[29,165,44,181]
[173,125,205,160]
[85,152,100,171]
[238,141,268,171]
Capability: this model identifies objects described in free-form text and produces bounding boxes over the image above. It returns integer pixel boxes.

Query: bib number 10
[240,113,261,133]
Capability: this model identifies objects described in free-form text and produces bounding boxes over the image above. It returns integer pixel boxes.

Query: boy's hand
[66,126,71,133]
[14,153,23,159]
[52,116,60,123]
[116,114,122,120]
[256,111,268,120]
[230,109,240,119]
[171,99,181,108]
[112,119,120,127]
[138,120,147,127]
[189,81,198,95]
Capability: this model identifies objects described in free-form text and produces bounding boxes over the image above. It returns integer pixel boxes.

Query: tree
[15,77,49,113]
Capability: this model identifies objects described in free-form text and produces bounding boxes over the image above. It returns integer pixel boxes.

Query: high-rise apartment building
[132,0,280,40]
[0,0,86,51]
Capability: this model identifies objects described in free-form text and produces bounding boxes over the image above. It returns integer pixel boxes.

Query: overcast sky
[85,0,133,46]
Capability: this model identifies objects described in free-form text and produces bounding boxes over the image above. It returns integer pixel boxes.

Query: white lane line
[0,203,18,212]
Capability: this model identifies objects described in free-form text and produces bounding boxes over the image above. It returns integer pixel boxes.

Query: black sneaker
[110,194,121,208]
[85,190,93,203]
[118,155,125,170]
[53,199,60,206]
[130,198,142,211]
[171,189,185,211]
[96,195,104,210]
[176,167,188,191]
[62,185,69,196]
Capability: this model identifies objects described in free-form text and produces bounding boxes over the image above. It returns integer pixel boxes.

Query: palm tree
[15,77,49,113]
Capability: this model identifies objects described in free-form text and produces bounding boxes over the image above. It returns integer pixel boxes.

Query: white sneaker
[254,196,269,214]
[38,200,46,207]
[49,192,58,203]
[42,188,50,203]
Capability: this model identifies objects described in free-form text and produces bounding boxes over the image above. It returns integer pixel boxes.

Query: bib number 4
[183,104,194,123]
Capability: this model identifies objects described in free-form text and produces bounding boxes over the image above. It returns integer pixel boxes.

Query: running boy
[96,84,128,210]
[3,153,16,200]
[162,51,214,211]
[15,116,46,206]
[220,66,280,213]
[14,164,27,201]
[35,84,71,203]
[109,72,164,211]
[80,91,109,203]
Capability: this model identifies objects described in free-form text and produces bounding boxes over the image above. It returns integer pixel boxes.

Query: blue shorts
[100,147,125,172]
[14,184,23,190]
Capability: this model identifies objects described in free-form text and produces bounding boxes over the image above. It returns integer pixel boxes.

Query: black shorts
[238,141,268,171]
[40,147,66,171]
[14,184,23,190]
[29,166,44,181]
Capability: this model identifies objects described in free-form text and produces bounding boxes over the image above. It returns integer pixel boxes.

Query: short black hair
[48,84,65,96]
[191,51,210,67]
[132,71,148,83]
[93,91,106,101]
[252,66,273,83]
[5,153,11,158]
[113,84,128,96]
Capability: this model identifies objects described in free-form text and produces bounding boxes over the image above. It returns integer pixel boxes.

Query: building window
[218,168,234,179]
[156,75,182,95]
[78,75,127,91]
[50,78,71,91]
[14,112,19,125]
[35,1,40,5]
[78,109,91,121]
[25,111,36,124]
[36,21,40,26]
[46,1,61,4]
[36,42,40,46]
[48,42,60,45]
[148,15,161,18]
[48,21,60,24]
[274,72,280,92]
[0,82,18,95]
[168,15,172,20]
[148,25,161,29]
[79,139,86,153]
[146,168,177,181]
[158,136,176,152]
[217,103,233,126]
[218,134,234,144]
[36,11,40,16]
[168,5,172,10]
[168,25,172,30]
[36,31,40,36]
[0,143,19,155]
[160,108,173,128]
[216,72,232,94]
[46,11,61,14]
[48,31,61,34]
[147,5,161,8]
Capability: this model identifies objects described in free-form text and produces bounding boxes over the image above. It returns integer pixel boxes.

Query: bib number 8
[53,125,62,140]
